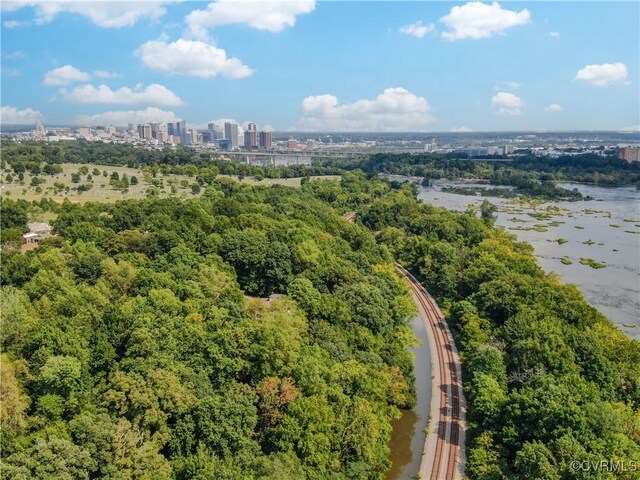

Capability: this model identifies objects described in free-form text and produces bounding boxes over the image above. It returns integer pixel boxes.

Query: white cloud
[575,63,628,86]
[64,83,184,106]
[296,87,435,132]
[399,21,436,38]
[440,2,530,41]
[1,1,173,28]
[549,31,560,37]
[545,103,563,112]
[451,126,473,132]
[1,105,43,124]
[620,125,640,133]
[136,38,253,79]
[43,64,90,86]
[186,0,315,40]
[492,91,524,116]
[75,107,180,126]
[495,80,521,90]
[93,70,121,79]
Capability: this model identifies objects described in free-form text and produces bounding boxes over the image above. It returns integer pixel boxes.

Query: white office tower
[224,122,239,148]
[237,127,244,147]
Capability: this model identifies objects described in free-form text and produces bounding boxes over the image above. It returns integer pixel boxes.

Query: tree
[480,199,498,225]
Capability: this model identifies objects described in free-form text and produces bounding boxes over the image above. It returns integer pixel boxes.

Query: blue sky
[1,1,638,132]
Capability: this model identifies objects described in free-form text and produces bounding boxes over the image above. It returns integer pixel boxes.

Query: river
[411,179,640,339]
[386,313,431,479]
[386,179,639,479]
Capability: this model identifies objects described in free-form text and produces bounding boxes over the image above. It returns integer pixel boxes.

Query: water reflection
[387,312,431,479]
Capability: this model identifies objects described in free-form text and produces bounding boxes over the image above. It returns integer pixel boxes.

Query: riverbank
[414,179,640,339]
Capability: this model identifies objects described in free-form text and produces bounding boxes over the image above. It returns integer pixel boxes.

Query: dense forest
[356,181,640,479]
[0,140,341,181]
[1,176,416,479]
[323,152,640,199]
[1,141,639,478]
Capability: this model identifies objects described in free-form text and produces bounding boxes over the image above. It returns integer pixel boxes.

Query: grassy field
[1,163,340,204]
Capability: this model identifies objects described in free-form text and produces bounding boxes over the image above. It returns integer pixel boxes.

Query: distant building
[168,121,188,144]
[224,122,239,148]
[137,124,152,139]
[244,124,258,148]
[218,139,233,150]
[77,127,92,138]
[201,131,215,143]
[618,147,640,163]
[22,223,53,245]
[259,130,272,149]
[288,139,301,151]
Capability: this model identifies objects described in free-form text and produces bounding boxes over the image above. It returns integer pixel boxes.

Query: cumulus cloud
[296,87,435,132]
[1,1,173,28]
[451,126,473,132]
[186,0,315,39]
[549,31,560,37]
[440,2,530,41]
[64,83,184,106]
[575,63,628,86]
[1,105,43,124]
[492,91,524,116]
[43,64,91,86]
[545,103,563,112]
[619,125,640,133]
[75,107,180,126]
[136,38,253,79]
[399,21,436,38]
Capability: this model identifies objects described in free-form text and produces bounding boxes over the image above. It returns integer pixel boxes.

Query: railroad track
[395,264,465,480]
[342,213,465,479]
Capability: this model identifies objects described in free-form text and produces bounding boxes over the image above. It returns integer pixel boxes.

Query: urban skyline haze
[1,1,639,132]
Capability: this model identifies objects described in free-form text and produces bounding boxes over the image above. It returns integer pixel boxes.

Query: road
[344,212,466,479]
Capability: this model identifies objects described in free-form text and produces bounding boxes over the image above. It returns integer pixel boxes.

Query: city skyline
[1,1,639,132]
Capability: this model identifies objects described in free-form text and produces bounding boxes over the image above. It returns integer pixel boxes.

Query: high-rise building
[618,147,640,163]
[237,127,244,147]
[224,122,239,148]
[259,130,272,149]
[137,124,152,139]
[244,130,257,148]
[188,129,198,144]
[176,120,187,145]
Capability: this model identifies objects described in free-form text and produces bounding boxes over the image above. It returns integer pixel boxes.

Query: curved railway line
[344,212,466,479]
[396,264,466,480]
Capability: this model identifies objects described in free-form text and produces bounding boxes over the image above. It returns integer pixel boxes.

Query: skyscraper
[224,122,239,148]
[259,130,272,149]
[176,120,187,145]
[244,122,258,148]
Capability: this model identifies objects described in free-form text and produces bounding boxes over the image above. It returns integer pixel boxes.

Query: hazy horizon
[1,1,639,132]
